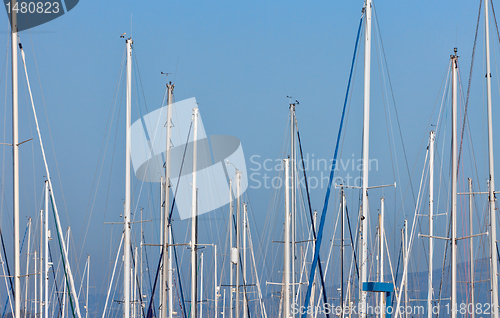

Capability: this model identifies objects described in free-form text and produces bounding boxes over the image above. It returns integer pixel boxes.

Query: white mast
[229,179,234,318]
[134,246,138,318]
[427,131,435,318]
[39,209,43,317]
[468,178,475,318]
[214,245,218,318]
[403,220,408,318]
[160,178,164,318]
[124,36,133,318]
[140,208,144,316]
[86,255,90,318]
[311,211,317,315]
[284,158,291,318]
[360,0,372,315]
[451,48,458,318]
[485,0,499,315]
[44,180,49,318]
[200,252,204,318]
[242,203,248,318]
[62,228,71,318]
[243,203,248,318]
[340,193,344,317]
[162,81,174,318]
[235,170,241,318]
[25,218,32,318]
[289,102,296,317]
[191,107,199,318]
[379,198,384,318]
[11,1,20,318]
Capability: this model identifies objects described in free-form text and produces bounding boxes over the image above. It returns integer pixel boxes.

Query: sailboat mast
[160,177,164,318]
[284,158,291,318]
[11,0,20,317]
[124,37,133,318]
[360,0,371,315]
[200,252,204,318]
[243,203,248,318]
[451,48,458,318]
[485,0,499,315]
[162,81,174,318]
[86,255,90,318]
[191,107,199,318]
[469,178,475,318]
[215,245,218,318]
[427,131,435,318]
[341,191,345,316]
[39,209,43,317]
[289,102,296,316]
[26,218,32,318]
[235,170,241,318]
[44,180,49,318]
[379,198,384,318]
[229,180,234,318]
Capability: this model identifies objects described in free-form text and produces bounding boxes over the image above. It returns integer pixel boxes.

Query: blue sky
[0,0,498,314]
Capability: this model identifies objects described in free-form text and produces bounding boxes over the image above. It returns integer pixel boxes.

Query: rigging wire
[301,11,364,317]
[78,47,126,262]
[295,118,329,307]
[458,0,483,168]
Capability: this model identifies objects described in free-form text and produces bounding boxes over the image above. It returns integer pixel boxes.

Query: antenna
[161,72,173,85]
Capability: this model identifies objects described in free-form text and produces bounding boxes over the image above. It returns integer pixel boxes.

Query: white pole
[44,181,49,318]
[191,107,199,318]
[223,289,226,318]
[86,255,90,318]
[140,208,143,313]
[134,246,138,318]
[163,82,174,318]
[243,203,248,318]
[62,272,67,318]
[39,210,43,317]
[62,228,70,318]
[404,220,408,318]
[19,41,82,318]
[361,0,371,315]
[200,252,204,318]
[215,245,218,318]
[468,178,475,318]
[427,131,435,318]
[229,179,234,318]
[341,191,345,317]
[451,49,458,318]
[124,37,133,318]
[485,0,499,315]
[11,1,20,317]
[284,158,291,318]
[160,178,164,318]
[311,211,317,318]
[290,103,296,317]
[236,171,241,318]
[101,234,124,318]
[380,198,385,318]
[25,218,32,318]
